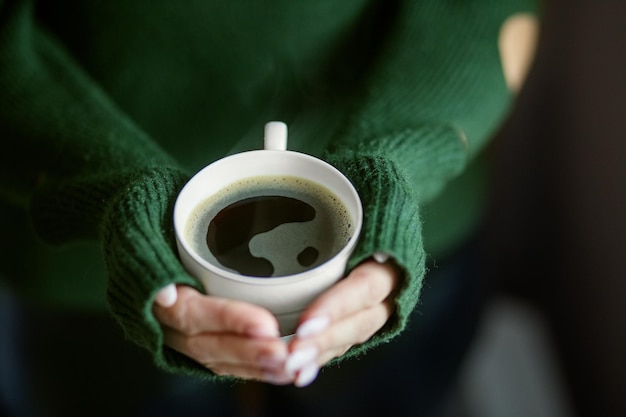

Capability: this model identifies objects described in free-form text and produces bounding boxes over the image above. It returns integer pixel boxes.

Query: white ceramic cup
[173,122,363,335]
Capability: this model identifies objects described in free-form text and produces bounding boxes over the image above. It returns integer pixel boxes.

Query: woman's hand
[285,259,400,387]
[153,285,294,385]
[152,257,400,386]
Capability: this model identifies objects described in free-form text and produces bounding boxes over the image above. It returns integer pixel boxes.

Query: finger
[315,303,391,364]
[153,286,279,337]
[297,260,399,329]
[294,362,320,387]
[288,298,395,371]
[162,328,289,370]
[283,347,322,387]
[211,364,294,386]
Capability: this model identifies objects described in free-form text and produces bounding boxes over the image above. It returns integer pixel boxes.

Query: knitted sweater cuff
[101,167,215,379]
[324,153,426,357]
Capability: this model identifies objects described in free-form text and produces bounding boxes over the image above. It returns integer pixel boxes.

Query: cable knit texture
[0,0,536,378]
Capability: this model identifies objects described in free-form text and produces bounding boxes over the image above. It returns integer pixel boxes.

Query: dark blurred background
[480,1,626,416]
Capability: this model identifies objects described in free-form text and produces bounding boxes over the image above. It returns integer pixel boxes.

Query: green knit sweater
[0,0,534,379]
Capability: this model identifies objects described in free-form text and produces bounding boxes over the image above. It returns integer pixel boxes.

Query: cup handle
[264,121,288,151]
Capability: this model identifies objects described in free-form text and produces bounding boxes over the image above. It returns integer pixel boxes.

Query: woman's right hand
[152,284,293,385]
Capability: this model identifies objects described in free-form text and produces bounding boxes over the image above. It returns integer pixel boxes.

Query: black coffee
[186,176,354,277]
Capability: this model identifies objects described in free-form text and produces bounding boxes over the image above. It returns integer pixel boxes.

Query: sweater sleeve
[0,0,211,378]
[0,0,536,378]
[323,0,536,357]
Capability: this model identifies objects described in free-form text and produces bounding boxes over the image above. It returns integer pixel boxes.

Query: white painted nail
[285,346,318,375]
[296,316,330,339]
[154,284,177,307]
[295,363,319,387]
[372,252,390,264]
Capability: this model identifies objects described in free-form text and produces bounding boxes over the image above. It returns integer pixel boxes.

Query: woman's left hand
[285,259,401,387]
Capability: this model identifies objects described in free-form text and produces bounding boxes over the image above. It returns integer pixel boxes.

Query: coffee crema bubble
[184,175,354,277]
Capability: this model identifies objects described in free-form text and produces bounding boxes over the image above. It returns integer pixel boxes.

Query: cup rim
[173,149,363,284]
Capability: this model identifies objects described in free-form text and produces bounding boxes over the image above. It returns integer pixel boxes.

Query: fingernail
[285,346,318,375]
[373,252,390,263]
[295,363,319,387]
[296,316,330,339]
[154,284,177,307]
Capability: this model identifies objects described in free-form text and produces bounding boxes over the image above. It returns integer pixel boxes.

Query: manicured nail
[296,316,330,339]
[295,363,319,387]
[285,346,318,375]
[372,252,390,263]
[154,284,177,307]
